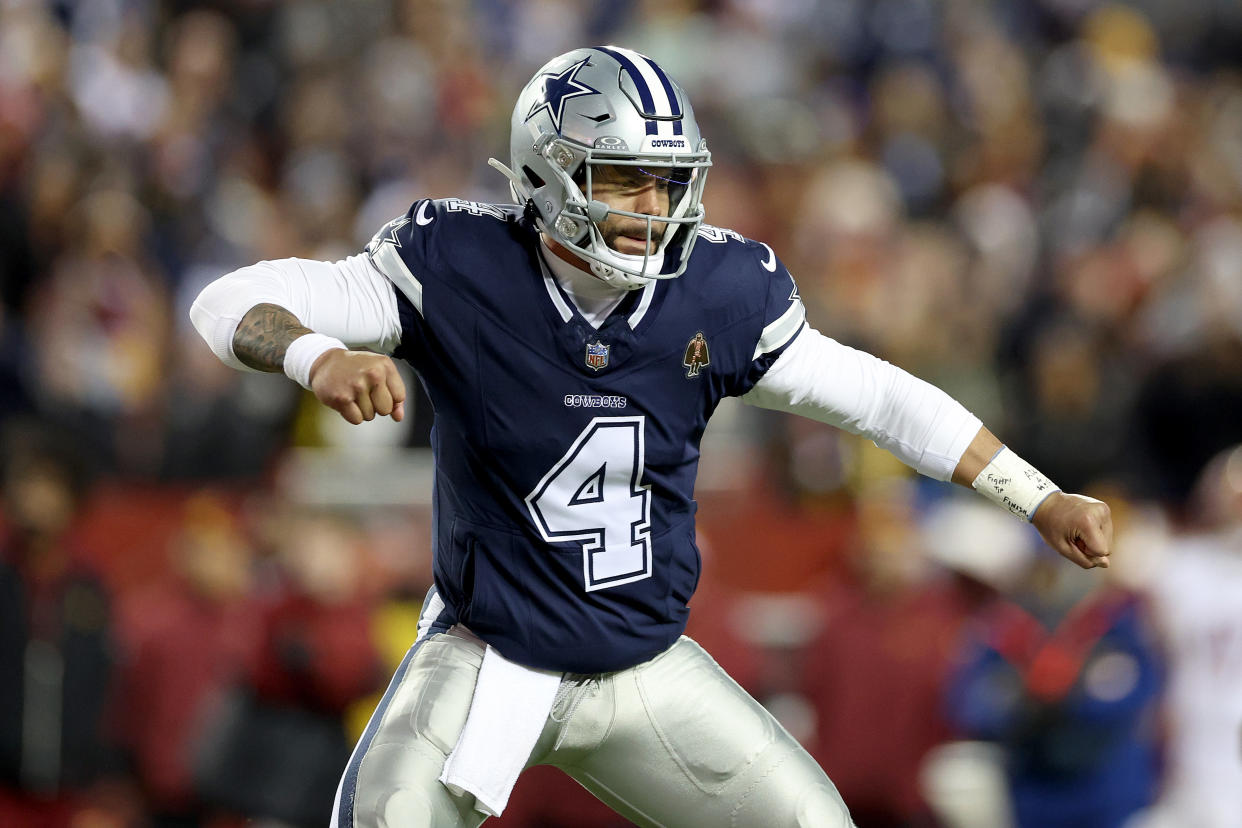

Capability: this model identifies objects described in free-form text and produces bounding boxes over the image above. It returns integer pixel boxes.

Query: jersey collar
[537,238,657,331]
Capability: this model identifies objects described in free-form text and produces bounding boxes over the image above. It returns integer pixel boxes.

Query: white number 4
[526,417,653,592]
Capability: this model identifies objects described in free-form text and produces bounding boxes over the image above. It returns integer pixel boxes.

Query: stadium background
[2,0,1242,826]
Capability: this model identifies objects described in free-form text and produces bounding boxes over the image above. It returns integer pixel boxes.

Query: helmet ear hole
[522,166,546,189]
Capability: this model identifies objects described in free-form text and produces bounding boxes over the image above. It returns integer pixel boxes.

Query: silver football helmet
[489,47,711,290]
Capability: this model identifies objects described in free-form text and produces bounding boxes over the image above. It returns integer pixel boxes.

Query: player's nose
[633,182,667,217]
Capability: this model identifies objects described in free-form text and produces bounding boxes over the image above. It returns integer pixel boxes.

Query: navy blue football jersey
[366,198,805,673]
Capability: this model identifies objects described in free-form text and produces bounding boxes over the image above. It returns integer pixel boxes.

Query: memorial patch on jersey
[585,339,610,371]
[682,332,710,378]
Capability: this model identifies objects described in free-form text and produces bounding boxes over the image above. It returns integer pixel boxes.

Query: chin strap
[588,247,665,289]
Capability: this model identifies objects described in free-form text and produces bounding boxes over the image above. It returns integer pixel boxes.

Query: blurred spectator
[26,188,170,475]
[1132,332,1242,504]
[799,480,987,828]
[116,493,259,827]
[193,507,382,827]
[1007,313,1137,494]
[1135,445,1242,828]
[945,544,1164,828]
[0,422,125,827]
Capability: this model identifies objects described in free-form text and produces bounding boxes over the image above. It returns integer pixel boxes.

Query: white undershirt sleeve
[189,254,403,371]
[742,327,982,481]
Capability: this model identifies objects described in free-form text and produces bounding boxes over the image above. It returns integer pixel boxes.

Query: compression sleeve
[189,253,403,371]
[742,327,981,481]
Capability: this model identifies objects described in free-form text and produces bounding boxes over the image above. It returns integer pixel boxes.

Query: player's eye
[636,167,682,186]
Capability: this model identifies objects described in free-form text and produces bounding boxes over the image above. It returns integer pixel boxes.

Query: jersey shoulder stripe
[754,299,806,360]
[366,204,427,316]
[369,224,424,315]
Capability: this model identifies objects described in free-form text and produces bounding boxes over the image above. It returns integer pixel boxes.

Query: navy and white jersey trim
[754,300,806,359]
[593,46,684,136]
[536,249,576,323]
[415,586,449,642]
[367,201,430,316]
[626,278,657,328]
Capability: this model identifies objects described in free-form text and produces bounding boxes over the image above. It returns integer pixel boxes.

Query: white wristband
[283,333,347,390]
[971,446,1060,522]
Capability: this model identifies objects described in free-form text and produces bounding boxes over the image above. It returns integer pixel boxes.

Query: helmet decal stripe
[608,46,683,137]
[634,54,684,136]
[594,46,660,136]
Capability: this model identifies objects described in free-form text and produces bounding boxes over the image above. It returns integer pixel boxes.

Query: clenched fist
[308,349,407,425]
[1031,491,1114,569]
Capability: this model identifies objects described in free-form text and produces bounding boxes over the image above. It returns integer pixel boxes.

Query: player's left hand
[1031,491,1113,570]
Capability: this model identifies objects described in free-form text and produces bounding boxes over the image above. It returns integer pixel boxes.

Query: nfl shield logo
[585,340,610,371]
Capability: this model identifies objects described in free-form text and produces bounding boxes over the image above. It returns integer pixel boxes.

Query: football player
[191,47,1114,828]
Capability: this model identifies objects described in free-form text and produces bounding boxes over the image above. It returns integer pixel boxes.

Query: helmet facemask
[546,142,710,288]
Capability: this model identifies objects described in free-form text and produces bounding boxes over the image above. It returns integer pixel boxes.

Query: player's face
[589,164,675,256]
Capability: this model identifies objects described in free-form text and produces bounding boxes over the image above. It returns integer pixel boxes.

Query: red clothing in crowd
[248,588,382,713]
[117,581,259,810]
[800,578,978,827]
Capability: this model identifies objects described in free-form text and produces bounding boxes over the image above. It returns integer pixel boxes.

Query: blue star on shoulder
[525,58,600,133]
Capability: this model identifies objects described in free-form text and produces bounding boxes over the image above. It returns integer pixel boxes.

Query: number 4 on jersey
[526,417,653,592]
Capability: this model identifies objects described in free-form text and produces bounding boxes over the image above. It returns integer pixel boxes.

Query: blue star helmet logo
[525,57,600,134]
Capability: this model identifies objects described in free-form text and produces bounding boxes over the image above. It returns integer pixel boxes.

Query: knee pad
[376,787,437,828]
[796,784,855,828]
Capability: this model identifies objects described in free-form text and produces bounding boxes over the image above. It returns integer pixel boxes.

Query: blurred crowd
[1,0,1241,826]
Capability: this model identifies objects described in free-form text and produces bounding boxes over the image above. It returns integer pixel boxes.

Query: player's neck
[539,236,627,325]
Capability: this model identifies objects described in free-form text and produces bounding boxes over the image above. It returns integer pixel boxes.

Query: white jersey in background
[1144,530,1242,828]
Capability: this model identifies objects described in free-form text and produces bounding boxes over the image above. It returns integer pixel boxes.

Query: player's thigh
[560,637,853,828]
[333,632,487,828]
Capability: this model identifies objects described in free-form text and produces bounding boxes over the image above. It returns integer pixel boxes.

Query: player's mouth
[613,233,655,255]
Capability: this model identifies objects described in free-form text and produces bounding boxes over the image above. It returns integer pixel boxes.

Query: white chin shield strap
[588,246,667,289]
[578,196,678,290]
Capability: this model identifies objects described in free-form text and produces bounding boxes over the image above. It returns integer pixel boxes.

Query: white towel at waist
[439,643,563,816]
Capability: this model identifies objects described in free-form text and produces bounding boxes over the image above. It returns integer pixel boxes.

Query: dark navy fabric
[376,199,802,673]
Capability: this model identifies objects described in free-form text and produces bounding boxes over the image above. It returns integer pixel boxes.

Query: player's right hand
[308,349,406,425]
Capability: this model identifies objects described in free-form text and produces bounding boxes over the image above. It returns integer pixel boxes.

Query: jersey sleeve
[726,242,807,397]
[742,327,982,481]
[189,254,402,371]
[364,198,441,321]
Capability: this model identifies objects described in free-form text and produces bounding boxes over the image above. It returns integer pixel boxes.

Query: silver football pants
[332,628,854,827]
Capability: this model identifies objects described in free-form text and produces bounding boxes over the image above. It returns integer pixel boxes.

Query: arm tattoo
[233,303,314,372]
